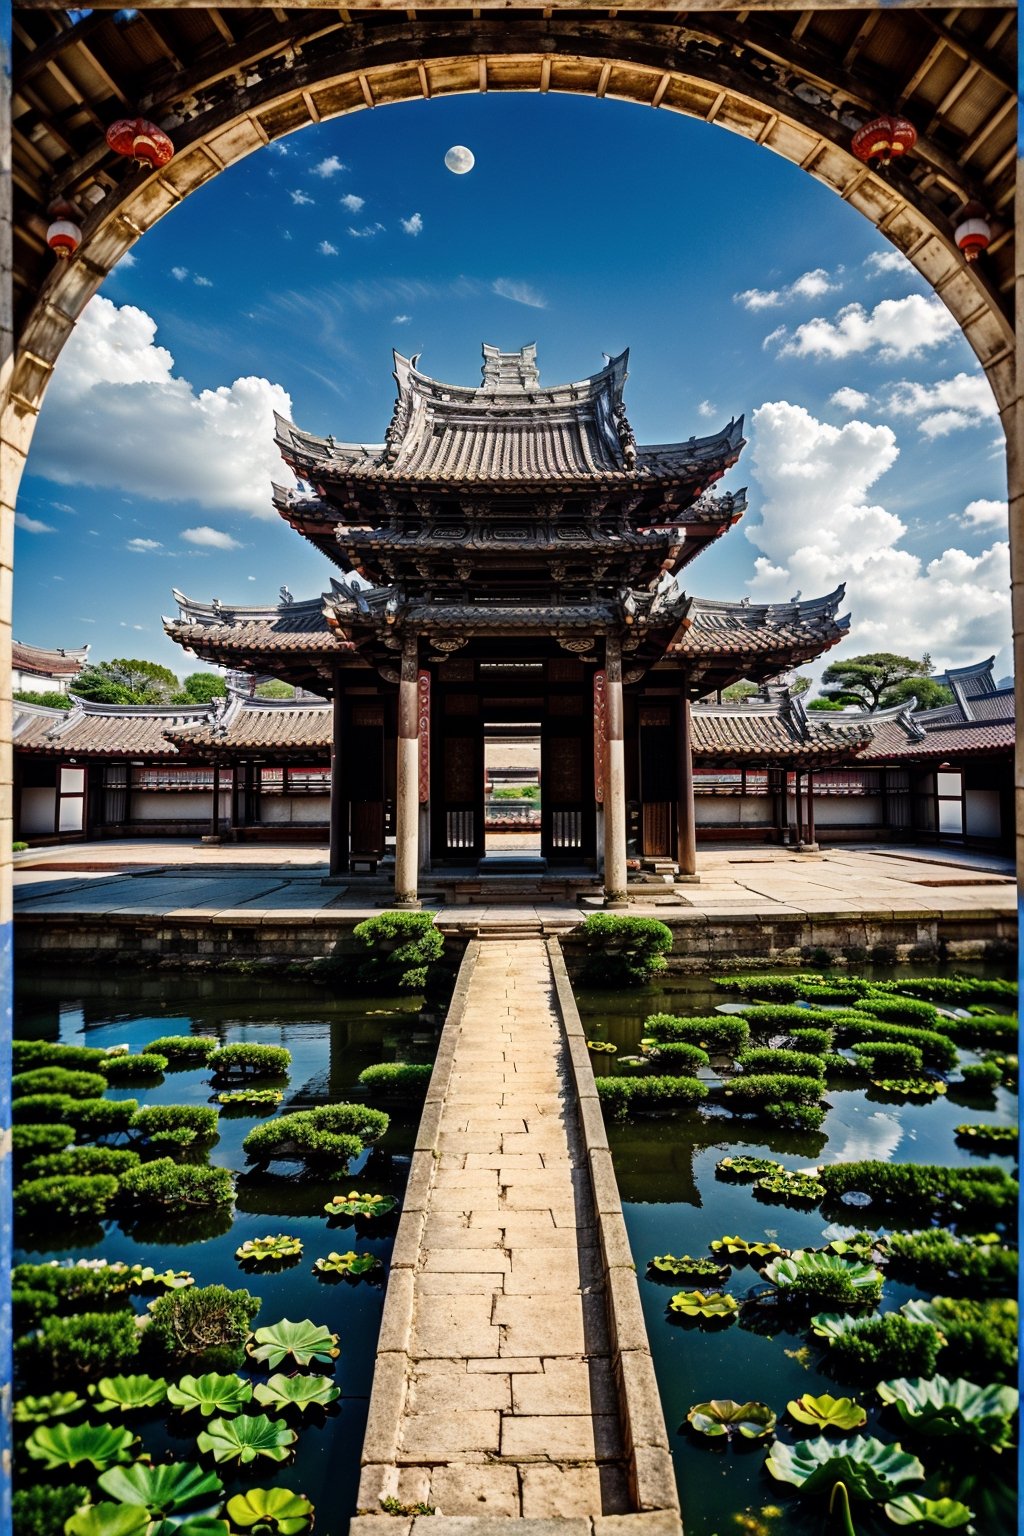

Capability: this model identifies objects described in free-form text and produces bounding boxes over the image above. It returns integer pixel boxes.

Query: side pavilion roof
[13,697,212,758]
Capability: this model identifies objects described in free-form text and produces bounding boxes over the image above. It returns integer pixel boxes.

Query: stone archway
[3,8,1021,900]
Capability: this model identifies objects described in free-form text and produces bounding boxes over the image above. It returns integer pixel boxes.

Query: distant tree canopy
[818,653,939,712]
[719,681,759,702]
[790,674,813,696]
[174,672,228,704]
[71,659,227,707]
[13,690,74,711]
[882,676,954,711]
[254,680,295,699]
[806,697,847,712]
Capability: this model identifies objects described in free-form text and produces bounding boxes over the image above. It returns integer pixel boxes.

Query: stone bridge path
[357,937,642,1522]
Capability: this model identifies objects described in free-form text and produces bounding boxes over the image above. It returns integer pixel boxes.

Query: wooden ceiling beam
[74,38,133,106]
[208,9,236,45]
[136,12,185,72]
[918,11,1015,92]
[842,12,879,71]
[14,11,107,84]
[896,38,947,105]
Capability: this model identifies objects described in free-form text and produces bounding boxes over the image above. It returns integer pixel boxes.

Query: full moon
[444,145,475,175]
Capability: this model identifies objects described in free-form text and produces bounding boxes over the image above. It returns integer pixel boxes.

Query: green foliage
[322,1190,398,1219]
[13,688,75,709]
[14,1390,86,1423]
[25,1147,140,1180]
[243,1103,389,1168]
[76,657,181,705]
[63,1507,153,1536]
[351,911,445,991]
[787,1394,866,1432]
[17,1310,141,1380]
[876,1374,1019,1450]
[117,1158,234,1210]
[766,1432,925,1499]
[648,1254,729,1283]
[313,1250,381,1280]
[667,1291,738,1321]
[226,1488,315,1536]
[11,1486,87,1536]
[208,1042,292,1079]
[722,1072,824,1107]
[131,1103,219,1148]
[576,914,673,987]
[255,679,295,699]
[180,671,228,703]
[785,1027,835,1054]
[833,1018,958,1070]
[819,651,934,711]
[715,1156,784,1181]
[62,1098,139,1136]
[197,1412,297,1465]
[854,995,939,1026]
[716,972,870,1002]
[959,1060,1002,1089]
[13,1121,75,1159]
[13,1040,108,1069]
[685,1399,776,1439]
[165,1372,254,1417]
[883,976,1017,1005]
[954,1121,1017,1150]
[88,1373,169,1413]
[643,1013,749,1052]
[594,1074,708,1119]
[12,1066,106,1099]
[12,1262,135,1326]
[639,1039,709,1073]
[236,1234,303,1267]
[817,1160,1017,1217]
[148,1285,260,1365]
[938,1014,1019,1051]
[100,1051,168,1081]
[754,1169,826,1205]
[253,1373,341,1412]
[357,1061,433,1095]
[217,1087,283,1109]
[97,1464,226,1519]
[11,1091,75,1123]
[739,1001,835,1030]
[882,1228,1016,1294]
[709,1234,786,1262]
[25,1420,139,1471]
[807,697,846,710]
[737,1047,825,1079]
[823,1051,868,1080]
[246,1317,340,1369]
[822,1314,941,1378]
[884,1495,974,1529]
[14,1174,119,1223]
[146,1034,219,1064]
[919,1297,1019,1384]
[851,1040,925,1076]
[763,1249,883,1308]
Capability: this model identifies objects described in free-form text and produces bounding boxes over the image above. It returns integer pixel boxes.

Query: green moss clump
[243,1102,390,1168]
[62,1098,139,1137]
[13,1040,107,1071]
[357,1062,433,1095]
[12,1123,75,1160]
[117,1158,234,1210]
[822,1052,869,1080]
[12,1261,136,1325]
[817,1160,1017,1218]
[833,1018,958,1071]
[883,1229,1017,1295]
[784,1027,836,1054]
[25,1147,140,1180]
[854,995,939,1026]
[577,914,673,988]
[959,1060,1003,1089]
[131,1103,220,1147]
[739,1003,836,1031]
[640,1040,709,1074]
[147,1283,260,1367]
[644,1013,750,1053]
[937,1015,1018,1051]
[12,1485,88,1536]
[208,1042,292,1079]
[14,1174,119,1223]
[826,1314,940,1378]
[146,1034,219,1063]
[851,1040,925,1076]
[11,1092,75,1123]
[723,1073,825,1107]
[16,1310,141,1380]
[927,1297,1018,1383]
[882,977,1017,1005]
[595,1075,708,1119]
[11,1067,106,1100]
[737,1048,825,1080]
[351,910,446,991]
[100,1051,168,1081]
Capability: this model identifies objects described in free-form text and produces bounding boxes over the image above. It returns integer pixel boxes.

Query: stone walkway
[359,939,635,1520]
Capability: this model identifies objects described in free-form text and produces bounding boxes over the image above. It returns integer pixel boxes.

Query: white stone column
[394,635,420,907]
[603,635,628,906]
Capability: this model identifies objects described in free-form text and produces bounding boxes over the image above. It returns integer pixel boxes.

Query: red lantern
[851,115,917,167]
[46,197,82,260]
[105,117,174,170]
[954,201,991,263]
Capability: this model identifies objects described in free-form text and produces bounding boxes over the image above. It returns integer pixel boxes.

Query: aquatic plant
[197,1412,297,1465]
[12,1066,106,1100]
[736,1002,836,1031]
[247,1317,340,1369]
[816,1313,941,1378]
[638,1040,709,1073]
[851,1040,925,1075]
[117,1158,234,1210]
[902,1296,1019,1384]
[61,1098,139,1136]
[935,1015,1018,1051]
[816,1161,1017,1218]
[833,1020,958,1070]
[595,1075,708,1118]
[87,1374,168,1413]
[226,1488,316,1536]
[130,1103,219,1148]
[236,1234,304,1267]
[13,1040,107,1070]
[253,1373,341,1412]
[323,1190,398,1219]
[14,1174,119,1224]
[953,1122,1017,1149]
[958,1060,1002,1089]
[715,1156,784,1181]
[243,1103,389,1168]
[883,1494,974,1528]
[685,1399,776,1439]
[100,1052,169,1082]
[146,1034,219,1064]
[876,1374,1018,1450]
[709,1235,786,1263]
[207,1043,292,1079]
[667,1291,739,1321]
[62,1507,152,1536]
[736,1047,825,1079]
[351,909,445,991]
[722,1073,824,1107]
[586,1039,617,1054]
[165,1372,254,1417]
[881,1228,1016,1294]
[881,976,1017,1005]
[648,1254,729,1283]
[854,995,939,1026]
[784,1026,836,1054]
[357,1062,433,1094]
[11,1485,88,1536]
[10,1092,76,1123]
[147,1285,261,1366]
[25,1421,139,1471]
[787,1393,866,1431]
[24,1147,140,1179]
[870,1079,947,1098]
[575,913,673,987]
[97,1462,225,1516]
[313,1251,381,1279]
[763,1249,883,1309]
[217,1088,284,1109]
[754,1169,826,1205]
[643,1013,750,1052]
[14,1390,86,1423]
[766,1434,924,1500]
[12,1122,75,1159]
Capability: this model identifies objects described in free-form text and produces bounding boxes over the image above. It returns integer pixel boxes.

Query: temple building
[163,344,855,903]
[12,639,89,695]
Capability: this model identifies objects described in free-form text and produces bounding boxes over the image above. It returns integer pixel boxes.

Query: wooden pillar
[675,694,697,879]
[805,768,817,847]
[603,635,628,905]
[210,763,221,840]
[228,764,239,834]
[394,635,420,906]
[793,767,803,846]
[329,677,348,877]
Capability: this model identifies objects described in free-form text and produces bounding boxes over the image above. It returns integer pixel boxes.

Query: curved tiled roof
[13,698,211,757]
[668,588,850,661]
[166,695,332,757]
[691,698,872,763]
[163,591,356,657]
[13,640,90,677]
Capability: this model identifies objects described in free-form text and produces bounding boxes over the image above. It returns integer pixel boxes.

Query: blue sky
[14,91,1010,685]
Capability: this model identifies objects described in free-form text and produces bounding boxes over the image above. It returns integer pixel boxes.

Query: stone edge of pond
[547,937,682,1528]
[350,1517,684,1536]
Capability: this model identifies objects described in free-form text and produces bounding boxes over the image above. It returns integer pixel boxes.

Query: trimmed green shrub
[595,1075,707,1119]
[12,1067,106,1100]
[851,1041,925,1076]
[11,1092,75,1123]
[926,1297,1018,1384]
[826,1314,941,1378]
[243,1103,389,1167]
[100,1052,168,1082]
[737,1048,825,1080]
[16,1310,141,1380]
[131,1103,219,1147]
[62,1098,139,1136]
[822,1052,869,1080]
[577,914,673,988]
[959,1061,1003,1089]
[640,1040,709,1074]
[351,910,445,991]
[13,1123,75,1160]
[13,1040,107,1070]
[883,977,1017,1005]
[739,1003,836,1031]
[768,1102,827,1131]
[14,1174,119,1223]
[644,1013,750,1052]
[357,1062,433,1095]
[833,1018,958,1070]
[208,1043,291,1079]
[147,1284,260,1366]
[817,1160,1018,1218]
[937,1015,1018,1051]
[784,1027,836,1054]
[854,995,939,1026]
[12,1485,88,1536]
[717,973,870,1002]
[12,1264,133,1328]
[25,1147,140,1180]
[723,1073,824,1108]
[117,1158,234,1210]
[883,1229,1017,1294]
[146,1034,219,1064]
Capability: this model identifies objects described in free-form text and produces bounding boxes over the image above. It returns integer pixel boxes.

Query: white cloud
[318,240,338,256]
[194,275,213,288]
[745,399,1011,668]
[289,189,314,207]
[762,325,787,351]
[282,230,292,241]
[393,314,411,324]
[340,193,364,212]
[182,525,242,550]
[697,400,716,419]
[171,265,189,281]
[864,250,914,277]
[312,155,345,178]
[885,371,999,438]
[269,142,289,156]
[492,277,547,309]
[963,498,1007,530]
[15,512,55,533]
[127,537,162,552]
[401,212,424,236]
[117,251,137,270]
[735,267,839,311]
[774,294,958,361]
[29,295,292,520]
[120,622,147,631]
[829,386,871,414]
[348,222,384,238]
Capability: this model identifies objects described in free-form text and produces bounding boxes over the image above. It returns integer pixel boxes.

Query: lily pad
[709,1235,786,1264]
[165,1373,254,1418]
[98,1461,225,1515]
[247,1318,340,1370]
[883,1495,974,1528]
[668,1290,739,1322]
[754,1169,826,1205]
[871,1079,947,1097]
[586,1039,617,1053]
[787,1393,867,1432]
[88,1375,169,1414]
[686,1399,776,1439]
[65,1505,151,1536]
[197,1412,297,1465]
[877,1375,1019,1450]
[323,1190,398,1219]
[253,1373,341,1412]
[809,1313,859,1341]
[715,1156,784,1181]
[766,1434,925,1500]
[25,1422,138,1471]
[235,1234,304,1267]
[313,1250,382,1279]
[226,1488,315,1536]
[648,1254,729,1283]
[13,1390,85,1423]
[217,1088,283,1108]
[764,1249,884,1304]
[132,1267,195,1292]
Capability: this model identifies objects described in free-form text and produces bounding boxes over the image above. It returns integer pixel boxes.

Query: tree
[75,658,181,705]
[13,690,73,711]
[883,677,954,711]
[806,697,847,711]
[254,680,295,699]
[720,681,760,703]
[790,674,812,696]
[178,672,227,704]
[818,653,934,712]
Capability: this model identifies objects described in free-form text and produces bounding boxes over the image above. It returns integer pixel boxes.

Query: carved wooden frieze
[417,670,430,803]
[593,670,607,805]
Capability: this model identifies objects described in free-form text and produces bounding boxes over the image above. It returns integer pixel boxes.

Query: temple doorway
[483,722,542,861]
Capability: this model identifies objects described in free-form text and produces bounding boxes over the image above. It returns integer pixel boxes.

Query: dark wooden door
[349,704,386,855]
[433,719,485,861]
[541,720,595,862]
[639,704,676,858]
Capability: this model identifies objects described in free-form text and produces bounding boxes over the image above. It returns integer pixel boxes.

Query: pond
[576,969,1018,1536]
[13,968,443,1535]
